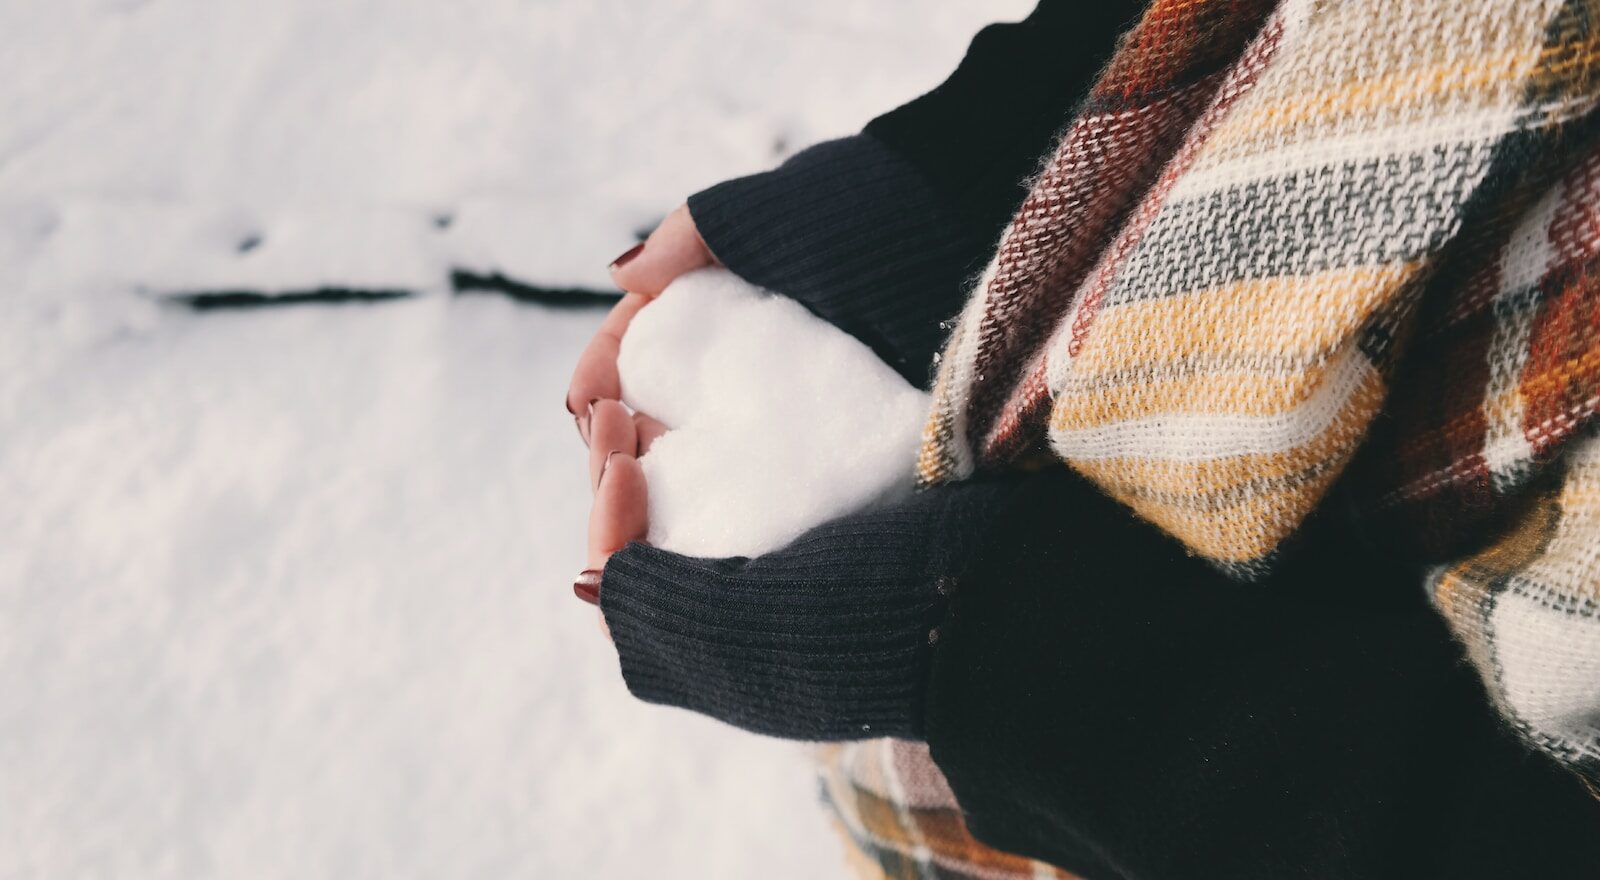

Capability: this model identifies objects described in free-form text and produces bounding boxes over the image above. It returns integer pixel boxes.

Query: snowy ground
[0,1,1031,877]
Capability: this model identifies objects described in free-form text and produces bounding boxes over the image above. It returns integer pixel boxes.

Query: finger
[589,399,638,491]
[566,292,650,432]
[608,204,716,297]
[587,451,648,569]
[634,412,669,455]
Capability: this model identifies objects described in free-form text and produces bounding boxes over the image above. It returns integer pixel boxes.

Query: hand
[564,204,717,441]
[569,205,715,629]
[573,400,652,637]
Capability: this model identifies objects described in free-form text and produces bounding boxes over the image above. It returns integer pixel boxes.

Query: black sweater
[598,2,1600,877]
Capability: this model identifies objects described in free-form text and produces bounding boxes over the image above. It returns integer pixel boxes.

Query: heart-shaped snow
[617,268,930,558]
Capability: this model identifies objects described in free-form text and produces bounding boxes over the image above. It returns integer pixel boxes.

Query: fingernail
[577,398,597,446]
[608,242,645,271]
[574,570,602,606]
[597,449,620,489]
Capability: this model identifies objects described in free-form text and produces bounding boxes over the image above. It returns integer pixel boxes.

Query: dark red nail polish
[574,570,602,606]
[609,242,644,271]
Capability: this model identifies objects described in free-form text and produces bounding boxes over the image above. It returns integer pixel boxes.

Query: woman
[567,1,1600,877]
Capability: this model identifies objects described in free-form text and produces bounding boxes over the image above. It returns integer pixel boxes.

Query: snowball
[617,268,930,558]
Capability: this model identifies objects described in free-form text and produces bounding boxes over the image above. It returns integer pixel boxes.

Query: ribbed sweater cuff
[687,135,986,387]
[599,480,1016,741]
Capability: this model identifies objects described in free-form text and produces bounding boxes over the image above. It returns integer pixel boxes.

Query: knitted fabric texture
[920,0,1600,788]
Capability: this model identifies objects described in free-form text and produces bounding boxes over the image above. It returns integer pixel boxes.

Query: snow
[1,0,1027,301]
[2,298,838,879]
[0,0,1033,877]
[620,269,928,558]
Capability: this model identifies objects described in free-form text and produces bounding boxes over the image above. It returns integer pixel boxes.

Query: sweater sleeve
[687,0,1141,386]
[598,478,1018,741]
[687,135,981,385]
[922,469,1600,879]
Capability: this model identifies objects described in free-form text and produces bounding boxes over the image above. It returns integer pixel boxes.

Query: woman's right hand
[565,204,717,444]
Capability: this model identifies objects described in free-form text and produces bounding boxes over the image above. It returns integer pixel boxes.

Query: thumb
[608,204,716,297]
[587,451,649,570]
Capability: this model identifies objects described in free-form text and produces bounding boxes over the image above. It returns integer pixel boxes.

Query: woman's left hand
[565,205,715,440]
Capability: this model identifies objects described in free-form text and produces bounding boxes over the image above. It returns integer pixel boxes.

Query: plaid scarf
[836,0,1600,876]
[920,0,1600,787]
